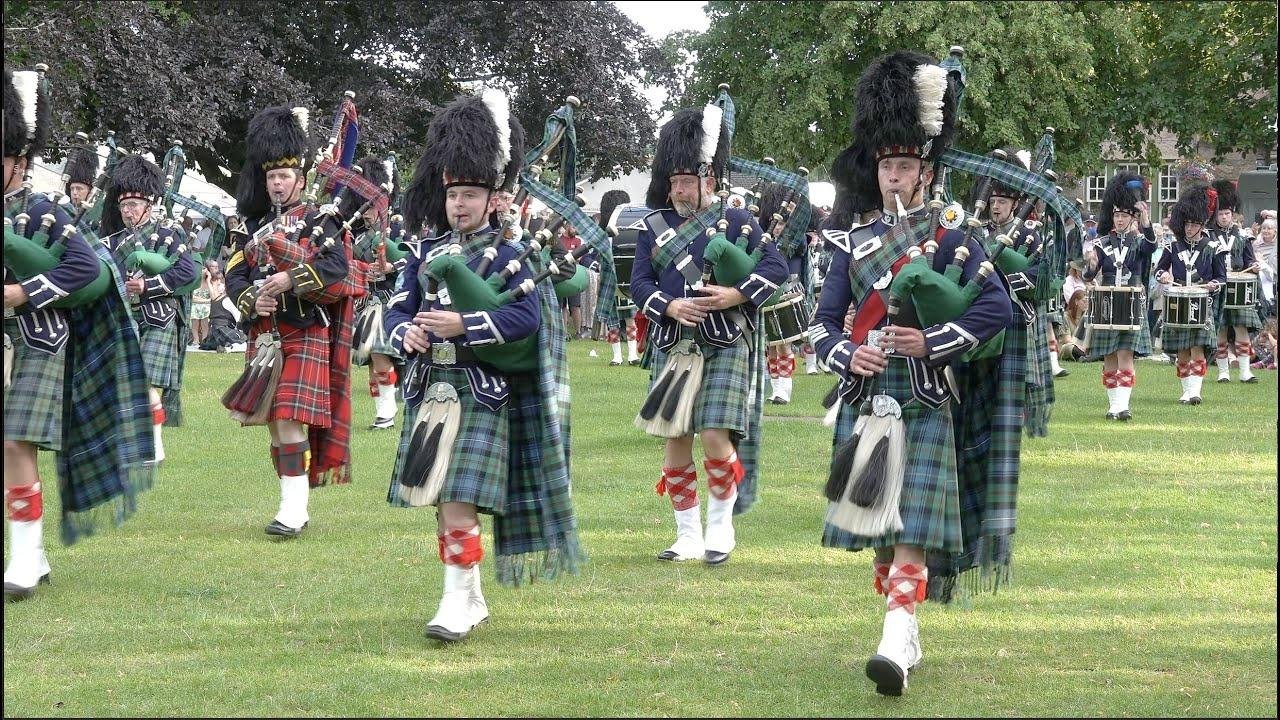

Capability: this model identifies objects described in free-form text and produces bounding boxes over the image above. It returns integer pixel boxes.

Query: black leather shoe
[1189,396,1202,405]
[1054,368,1070,377]
[424,624,467,643]
[629,359,641,366]
[609,360,622,366]
[265,520,307,538]
[656,549,680,561]
[1217,377,1231,383]
[1243,376,1259,383]
[866,655,906,697]
[1178,398,1190,405]
[1117,409,1132,421]
[1105,412,1117,420]
[703,550,731,565]
[4,573,50,602]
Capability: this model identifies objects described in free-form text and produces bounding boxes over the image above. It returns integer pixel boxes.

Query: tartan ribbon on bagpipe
[323,95,360,198]
[729,157,811,258]
[518,101,619,327]
[316,158,389,216]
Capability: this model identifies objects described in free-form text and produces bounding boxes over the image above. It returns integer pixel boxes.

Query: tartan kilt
[1161,315,1217,353]
[135,315,182,390]
[647,335,750,433]
[3,319,64,451]
[1218,301,1262,331]
[387,366,509,513]
[1082,303,1153,358]
[245,320,332,427]
[821,358,963,554]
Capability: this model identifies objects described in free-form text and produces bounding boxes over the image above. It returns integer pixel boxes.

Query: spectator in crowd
[1254,216,1276,318]
[1059,289,1089,362]
[1062,259,1086,307]
[189,259,216,348]
[1251,317,1276,370]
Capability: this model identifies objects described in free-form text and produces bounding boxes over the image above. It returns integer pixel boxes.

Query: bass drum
[608,203,652,301]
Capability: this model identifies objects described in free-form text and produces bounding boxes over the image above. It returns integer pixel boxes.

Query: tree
[669,1,1277,180]
[3,0,677,193]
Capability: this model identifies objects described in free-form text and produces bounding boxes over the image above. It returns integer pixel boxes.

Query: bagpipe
[3,205,112,309]
[516,95,621,327]
[161,139,232,264]
[418,212,596,375]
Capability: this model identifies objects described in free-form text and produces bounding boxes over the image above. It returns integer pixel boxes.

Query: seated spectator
[1252,317,1277,370]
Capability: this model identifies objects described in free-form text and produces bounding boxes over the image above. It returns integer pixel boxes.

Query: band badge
[940,203,965,230]
[866,328,894,356]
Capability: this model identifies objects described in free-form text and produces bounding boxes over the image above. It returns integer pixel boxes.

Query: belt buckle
[434,340,457,365]
[866,328,894,355]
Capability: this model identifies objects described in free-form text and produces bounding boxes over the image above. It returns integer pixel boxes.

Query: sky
[614,1,710,114]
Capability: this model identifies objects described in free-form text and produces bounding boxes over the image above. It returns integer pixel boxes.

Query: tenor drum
[761,292,810,346]
[1223,271,1258,309]
[609,204,649,300]
[1086,286,1144,331]
[1163,285,1211,329]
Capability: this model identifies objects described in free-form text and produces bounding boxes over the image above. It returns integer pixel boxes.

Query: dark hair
[1256,211,1266,224]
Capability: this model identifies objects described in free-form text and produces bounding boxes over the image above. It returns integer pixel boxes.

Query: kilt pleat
[1161,315,1217,353]
[3,319,64,450]
[821,358,963,554]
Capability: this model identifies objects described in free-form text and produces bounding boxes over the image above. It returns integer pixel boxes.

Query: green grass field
[4,343,1277,717]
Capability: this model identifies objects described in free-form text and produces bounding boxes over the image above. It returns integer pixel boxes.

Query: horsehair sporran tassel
[824,413,866,502]
[398,382,461,507]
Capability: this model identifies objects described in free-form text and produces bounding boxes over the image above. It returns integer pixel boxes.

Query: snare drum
[1223,271,1258,309]
[761,292,810,346]
[609,204,649,300]
[1163,285,1211,328]
[615,293,636,314]
[1086,285,1144,331]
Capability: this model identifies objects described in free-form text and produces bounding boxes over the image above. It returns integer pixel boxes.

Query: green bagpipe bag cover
[4,225,112,308]
[426,253,540,373]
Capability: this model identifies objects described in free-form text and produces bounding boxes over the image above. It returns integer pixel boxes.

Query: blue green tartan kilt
[1161,315,1217,354]
[135,313,182,390]
[3,318,64,451]
[387,366,509,514]
[1217,294,1262,331]
[1082,308,1153,357]
[821,358,963,554]
[646,335,750,434]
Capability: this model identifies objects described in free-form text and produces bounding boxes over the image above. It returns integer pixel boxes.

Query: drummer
[1208,180,1261,383]
[592,189,641,366]
[1155,184,1225,405]
[1083,172,1158,421]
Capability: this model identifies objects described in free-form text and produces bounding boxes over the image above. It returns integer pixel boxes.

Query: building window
[1158,164,1178,203]
[1087,174,1106,204]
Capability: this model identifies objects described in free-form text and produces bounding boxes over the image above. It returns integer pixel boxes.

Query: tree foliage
[3,0,677,192]
[670,1,1277,181]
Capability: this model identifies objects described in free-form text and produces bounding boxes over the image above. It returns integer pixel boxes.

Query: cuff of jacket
[389,321,411,355]
[640,291,673,322]
[826,339,856,381]
[735,273,781,310]
[924,322,980,365]
[1006,271,1036,296]
[236,286,261,318]
[19,274,69,311]
[391,258,408,273]
[461,311,504,346]
[141,274,172,299]
[287,263,324,295]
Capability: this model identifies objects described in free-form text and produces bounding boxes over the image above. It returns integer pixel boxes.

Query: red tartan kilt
[248,320,332,427]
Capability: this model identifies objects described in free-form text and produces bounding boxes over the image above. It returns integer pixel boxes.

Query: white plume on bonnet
[291,107,310,137]
[1015,149,1032,170]
[481,88,512,173]
[912,64,948,139]
[11,70,39,143]
[699,103,723,166]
